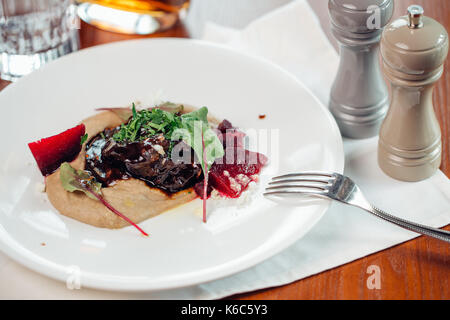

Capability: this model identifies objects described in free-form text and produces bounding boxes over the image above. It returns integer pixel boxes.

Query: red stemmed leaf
[28,124,86,176]
[85,185,149,237]
[60,162,148,236]
[201,131,208,223]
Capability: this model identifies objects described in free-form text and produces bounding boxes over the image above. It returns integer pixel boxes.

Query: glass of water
[0,0,79,81]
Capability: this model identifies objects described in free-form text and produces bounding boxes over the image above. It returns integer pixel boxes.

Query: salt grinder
[329,0,394,138]
[378,5,449,182]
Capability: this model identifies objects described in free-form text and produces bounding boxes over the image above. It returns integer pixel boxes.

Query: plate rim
[0,38,344,291]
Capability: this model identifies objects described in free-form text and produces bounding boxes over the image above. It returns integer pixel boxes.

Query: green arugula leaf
[173,107,224,172]
[181,106,208,123]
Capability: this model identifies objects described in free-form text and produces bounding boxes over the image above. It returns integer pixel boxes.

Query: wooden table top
[1,0,448,300]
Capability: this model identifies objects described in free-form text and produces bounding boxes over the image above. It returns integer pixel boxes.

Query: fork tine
[266,184,327,192]
[269,178,331,186]
[263,190,327,198]
[272,172,334,180]
[266,172,334,199]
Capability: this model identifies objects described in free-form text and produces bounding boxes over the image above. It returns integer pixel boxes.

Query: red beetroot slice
[209,147,268,198]
[28,124,86,176]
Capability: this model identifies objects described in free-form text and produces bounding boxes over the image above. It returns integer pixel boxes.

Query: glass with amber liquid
[76,0,189,34]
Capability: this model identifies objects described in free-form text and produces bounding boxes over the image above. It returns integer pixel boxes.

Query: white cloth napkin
[1,0,449,299]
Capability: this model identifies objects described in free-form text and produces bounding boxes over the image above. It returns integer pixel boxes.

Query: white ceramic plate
[0,39,343,291]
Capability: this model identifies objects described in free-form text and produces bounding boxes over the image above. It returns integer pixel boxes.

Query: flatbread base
[46,110,197,229]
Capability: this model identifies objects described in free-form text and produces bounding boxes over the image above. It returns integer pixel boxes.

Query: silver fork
[264,172,450,243]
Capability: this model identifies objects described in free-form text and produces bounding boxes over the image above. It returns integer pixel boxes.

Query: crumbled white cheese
[153,144,165,156]
[236,174,250,185]
[228,176,242,193]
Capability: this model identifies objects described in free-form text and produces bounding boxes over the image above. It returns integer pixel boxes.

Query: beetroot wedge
[28,124,86,176]
[209,147,268,198]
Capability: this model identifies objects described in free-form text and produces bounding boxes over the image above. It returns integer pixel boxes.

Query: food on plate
[28,124,86,176]
[28,103,268,235]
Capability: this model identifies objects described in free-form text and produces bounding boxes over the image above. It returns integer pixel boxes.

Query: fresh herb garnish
[80,133,88,145]
[60,162,149,236]
[112,103,183,142]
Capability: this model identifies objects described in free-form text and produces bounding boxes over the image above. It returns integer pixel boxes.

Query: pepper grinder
[328,0,394,138]
[378,5,449,182]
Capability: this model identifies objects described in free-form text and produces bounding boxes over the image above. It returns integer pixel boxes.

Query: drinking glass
[0,0,79,81]
[76,0,190,35]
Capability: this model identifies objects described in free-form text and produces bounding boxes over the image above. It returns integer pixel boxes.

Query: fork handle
[365,206,450,243]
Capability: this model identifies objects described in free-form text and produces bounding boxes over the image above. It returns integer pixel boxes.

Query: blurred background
[1,0,330,83]
[0,0,447,84]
